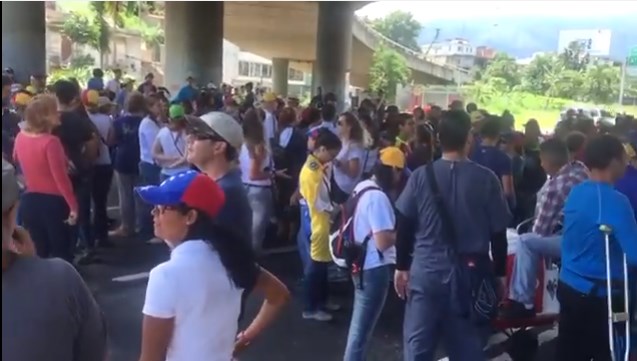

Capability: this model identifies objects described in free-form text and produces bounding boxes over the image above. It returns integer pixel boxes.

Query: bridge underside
[224,1,451,88]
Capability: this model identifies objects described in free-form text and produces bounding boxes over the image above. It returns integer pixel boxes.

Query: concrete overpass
[2,1,468,104]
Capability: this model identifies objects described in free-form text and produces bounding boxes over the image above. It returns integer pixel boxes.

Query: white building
[424,38,477,71]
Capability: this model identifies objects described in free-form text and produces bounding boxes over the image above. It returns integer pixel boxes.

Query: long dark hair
[179,205,259,291]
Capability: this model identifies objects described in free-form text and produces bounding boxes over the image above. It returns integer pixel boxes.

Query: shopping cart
[600,224,632,361]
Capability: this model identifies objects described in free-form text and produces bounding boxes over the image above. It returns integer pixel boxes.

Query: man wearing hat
[185,112,253,246]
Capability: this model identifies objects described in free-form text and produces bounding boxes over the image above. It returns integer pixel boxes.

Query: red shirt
[13,132,78,212]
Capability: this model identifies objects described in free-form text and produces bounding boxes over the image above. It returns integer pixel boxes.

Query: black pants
[557,281,625,361]
[20,193,73,262]
[92,165,114,244]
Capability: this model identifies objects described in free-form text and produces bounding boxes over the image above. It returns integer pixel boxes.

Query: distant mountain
[417,15,635,59]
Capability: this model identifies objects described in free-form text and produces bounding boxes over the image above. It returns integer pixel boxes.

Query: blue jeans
[403,270,488,361]
[344,265,392,361]
[304,260,330,313]
[138,162,160,236]
[297,203,312,270]
[20,193,74,263]
[244,185,274,255]
[508,233,561,308]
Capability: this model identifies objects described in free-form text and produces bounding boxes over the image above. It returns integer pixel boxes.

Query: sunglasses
[152,205,181,215]
[188,131,226,143]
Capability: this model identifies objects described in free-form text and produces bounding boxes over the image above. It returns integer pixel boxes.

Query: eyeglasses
[152,205,180,215]
[188,132,225,143]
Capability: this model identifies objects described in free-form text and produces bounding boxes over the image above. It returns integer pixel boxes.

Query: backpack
[329,186,381,273]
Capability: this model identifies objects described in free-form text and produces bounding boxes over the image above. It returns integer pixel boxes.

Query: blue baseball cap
[135,171,226,218]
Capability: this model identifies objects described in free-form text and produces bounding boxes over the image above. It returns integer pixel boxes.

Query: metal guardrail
[353,16,470,76]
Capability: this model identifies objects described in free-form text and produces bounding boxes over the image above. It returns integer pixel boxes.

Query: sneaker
[499,300,536,320]
[324,301,342,312]
[302,310,333,322]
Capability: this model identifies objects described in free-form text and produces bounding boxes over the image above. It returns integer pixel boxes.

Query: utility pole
[619,58,626,106]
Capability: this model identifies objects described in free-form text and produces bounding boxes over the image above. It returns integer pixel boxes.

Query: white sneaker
[302,310,333,322]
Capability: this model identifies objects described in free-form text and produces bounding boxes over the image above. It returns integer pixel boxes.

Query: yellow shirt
[299,154,332,262]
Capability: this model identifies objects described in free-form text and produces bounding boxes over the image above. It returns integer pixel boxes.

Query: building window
[288,68,304,81]
[457,46,463,52]
[239,61,250,76]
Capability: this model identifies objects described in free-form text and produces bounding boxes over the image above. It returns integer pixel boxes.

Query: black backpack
[329,186,381,279]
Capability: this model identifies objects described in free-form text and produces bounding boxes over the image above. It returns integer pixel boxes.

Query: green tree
[581,64,620,104]
[482,53,521,90]
[369,44,411,101]
[370,11,422,51]
[520,54,560,95]
[559,40,591,72]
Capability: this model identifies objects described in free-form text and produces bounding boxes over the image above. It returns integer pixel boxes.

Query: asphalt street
[80,233,557,361]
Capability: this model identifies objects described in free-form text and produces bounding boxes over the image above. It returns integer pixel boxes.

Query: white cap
[188,112,243,150]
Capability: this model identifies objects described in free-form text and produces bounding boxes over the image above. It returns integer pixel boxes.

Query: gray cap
[2,158,20,213]
[187,112,244,150]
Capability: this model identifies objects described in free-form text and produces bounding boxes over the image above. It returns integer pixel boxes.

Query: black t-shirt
[53,110,96,178]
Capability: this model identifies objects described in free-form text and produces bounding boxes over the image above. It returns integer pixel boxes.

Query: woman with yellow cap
[343,146,405,361]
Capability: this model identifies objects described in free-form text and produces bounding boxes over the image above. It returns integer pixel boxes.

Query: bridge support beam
[272,58,289,97]
[314,2,353,109]
[164,2,224,94]
[2,1,46,84]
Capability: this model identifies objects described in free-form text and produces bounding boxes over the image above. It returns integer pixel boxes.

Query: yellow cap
[262,92,277,103]
[379,146,406,169]
[13,92,33,107]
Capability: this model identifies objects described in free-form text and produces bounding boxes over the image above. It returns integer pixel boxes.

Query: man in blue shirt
[557,134,637,361]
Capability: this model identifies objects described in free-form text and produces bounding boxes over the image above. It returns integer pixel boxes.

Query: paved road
[81,235,557,361]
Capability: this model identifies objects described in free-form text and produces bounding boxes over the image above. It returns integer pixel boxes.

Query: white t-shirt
[139,116,161,164]
[352,179,396,270]
[239,144,272,186]
[106,79,120,94]
[155,127,189,176]
[263,111,277,143]
[142,240,243,361]
[88,113,112,165]
[333,142,365,194]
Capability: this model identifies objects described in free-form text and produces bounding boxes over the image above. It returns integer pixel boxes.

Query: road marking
[112,272,149,282]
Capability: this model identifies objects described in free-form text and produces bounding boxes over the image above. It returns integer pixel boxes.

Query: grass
[466,90,637,132]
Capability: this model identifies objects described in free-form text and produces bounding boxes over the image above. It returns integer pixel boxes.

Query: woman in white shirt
[135,171,289,361]
[152,104,190,182]
[239,109,274,256]
[343,146,404,361]
[331,112,366,204]
[138,94,164,239]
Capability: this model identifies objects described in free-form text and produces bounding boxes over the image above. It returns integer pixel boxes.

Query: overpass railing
[353,16,470,78]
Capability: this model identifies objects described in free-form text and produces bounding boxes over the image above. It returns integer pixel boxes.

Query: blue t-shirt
[173,85,198,104]
[215,168,253,247]
[87,77,104,91]
[560,181,637,295]
[616,165,637,218]
[112,115,143,175]
[470,144,512,180]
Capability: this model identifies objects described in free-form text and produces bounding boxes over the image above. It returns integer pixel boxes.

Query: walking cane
[600,224,631,361]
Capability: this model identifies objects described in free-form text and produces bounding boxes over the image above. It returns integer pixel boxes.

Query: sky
[355,1,637,22]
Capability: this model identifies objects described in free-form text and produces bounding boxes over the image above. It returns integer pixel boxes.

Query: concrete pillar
[164,2,223,95]
[314,2,353,108]
[2,1,46,84]
[271,58,289,97]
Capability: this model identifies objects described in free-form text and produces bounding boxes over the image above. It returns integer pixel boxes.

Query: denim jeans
[115,171,140,233]
[304,260,330,313]
[20,193,74,263]
[344,265,392,361]
[508,233,561,308]
[244,185,273,255]
[403,270,489,361]
[138,161,160,237]
[297,203,312,270]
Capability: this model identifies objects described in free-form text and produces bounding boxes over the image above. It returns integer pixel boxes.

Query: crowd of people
[2,66,636,361]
